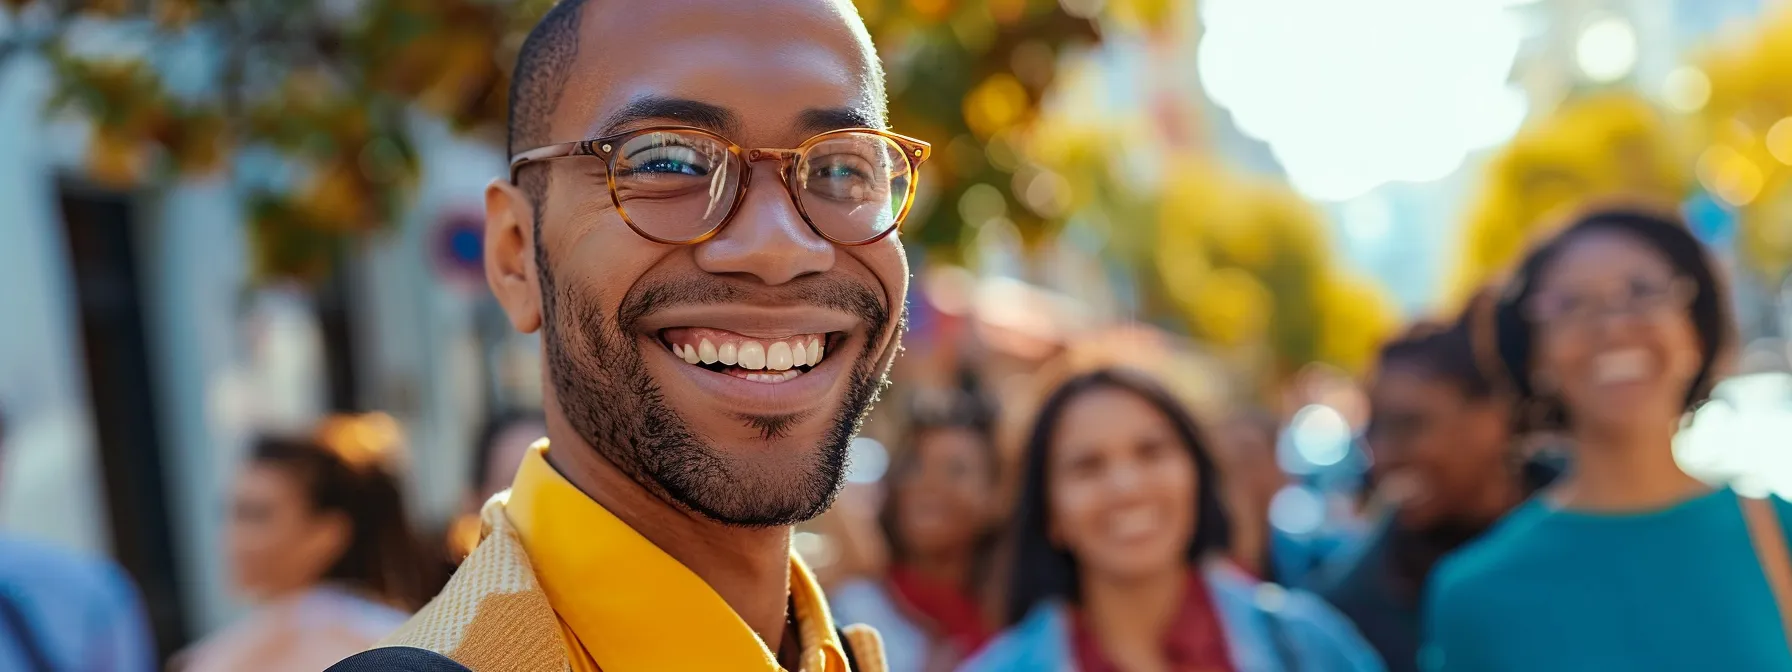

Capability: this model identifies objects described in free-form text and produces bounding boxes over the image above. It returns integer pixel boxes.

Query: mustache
[617,273,889,336]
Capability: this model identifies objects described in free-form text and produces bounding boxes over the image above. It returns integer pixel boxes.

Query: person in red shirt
[830,389,1002,672]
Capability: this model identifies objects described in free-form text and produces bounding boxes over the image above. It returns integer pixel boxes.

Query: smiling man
[328,0,924,670]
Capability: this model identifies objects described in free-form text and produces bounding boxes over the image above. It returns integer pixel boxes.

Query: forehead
[554,0,880,144]
[1539,229,1675,291]
[1053,388,1175,447]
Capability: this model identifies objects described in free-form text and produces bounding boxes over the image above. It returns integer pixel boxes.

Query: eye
[624,145,713,176]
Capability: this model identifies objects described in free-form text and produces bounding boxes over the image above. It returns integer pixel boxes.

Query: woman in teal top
[1422,205,1792,671]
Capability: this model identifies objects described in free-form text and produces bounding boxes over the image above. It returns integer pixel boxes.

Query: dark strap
[838,628,861,671]
[1741,495,1792,657]
[0,585,54,672]
[326,633,864,671]
[327,647,474,672]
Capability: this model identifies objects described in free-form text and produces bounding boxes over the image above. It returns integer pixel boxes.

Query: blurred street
[0,0,1790,670]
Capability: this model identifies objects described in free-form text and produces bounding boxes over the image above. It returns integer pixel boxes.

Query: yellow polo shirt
[505,442,852,672]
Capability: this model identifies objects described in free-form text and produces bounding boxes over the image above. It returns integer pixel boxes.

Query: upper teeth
[665,331,827,372]
[1593,349,1651,384]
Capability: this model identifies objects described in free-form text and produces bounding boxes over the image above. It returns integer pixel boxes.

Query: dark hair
[1376,315,1497,402]
[470,409,546,494]
[508,0,588,158]
[1493,206,1732,426]
[1004,368,1231,625]
[250,426,435,611]
[877,390,1001,589]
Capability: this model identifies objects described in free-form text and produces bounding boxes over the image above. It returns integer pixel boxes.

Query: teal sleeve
[1420,558,1486,672]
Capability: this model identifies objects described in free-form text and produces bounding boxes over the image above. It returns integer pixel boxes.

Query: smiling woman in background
[1421,206,1792,671]
[175,414,434,672]
[963,368,1384,672]
[830,391,1003,672]
[1315,300,1551,672]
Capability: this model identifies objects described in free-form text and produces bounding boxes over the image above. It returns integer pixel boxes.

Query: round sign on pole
[433,209,487,294]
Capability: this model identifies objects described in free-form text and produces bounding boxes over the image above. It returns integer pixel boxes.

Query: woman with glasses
[1421,206,1792,671]
[963,369,1384,672]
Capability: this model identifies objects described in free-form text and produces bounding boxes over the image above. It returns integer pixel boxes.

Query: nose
[693,163,836,285]
[1106,460,1148,494]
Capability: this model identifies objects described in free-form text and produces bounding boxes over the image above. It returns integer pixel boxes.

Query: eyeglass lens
[610,129,913,244]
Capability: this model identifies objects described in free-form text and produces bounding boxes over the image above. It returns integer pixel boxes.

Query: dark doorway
[58,184,189,659]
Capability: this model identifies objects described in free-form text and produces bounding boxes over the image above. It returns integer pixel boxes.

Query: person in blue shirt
[0,404,157,672]
[1422,205,1792,671]
[963,369,1384,672]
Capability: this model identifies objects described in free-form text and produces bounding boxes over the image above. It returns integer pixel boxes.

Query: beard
[539,263,895,528]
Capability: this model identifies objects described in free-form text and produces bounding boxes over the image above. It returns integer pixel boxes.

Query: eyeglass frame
[1522,276,1699,331]
[508,125,933,246]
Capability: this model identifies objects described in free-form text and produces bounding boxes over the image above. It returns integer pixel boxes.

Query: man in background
[0,403,157,672]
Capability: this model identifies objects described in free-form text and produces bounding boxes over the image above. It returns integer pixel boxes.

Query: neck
[1228,494,1270,577]
[1080,565,1188,672]
[1555,418,1708,512]
[1463,465,1528,525]
[544,421,794,650]
[904,548,974,590]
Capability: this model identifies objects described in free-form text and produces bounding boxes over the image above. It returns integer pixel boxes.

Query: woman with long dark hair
[964,369,1383,671]
[176,413,436,672]
[831,391,1004,672]
[1422,206,1792,671]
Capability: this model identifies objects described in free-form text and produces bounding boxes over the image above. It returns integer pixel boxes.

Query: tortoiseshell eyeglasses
[509,126,932,246]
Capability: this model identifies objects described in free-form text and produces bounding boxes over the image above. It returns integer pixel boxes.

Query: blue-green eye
[627,147,711,176]
[813,163,862,180]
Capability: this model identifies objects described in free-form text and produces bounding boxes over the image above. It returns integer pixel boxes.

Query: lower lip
[648,335,853,414]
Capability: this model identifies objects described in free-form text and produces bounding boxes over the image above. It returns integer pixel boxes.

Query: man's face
[490,0,907,527]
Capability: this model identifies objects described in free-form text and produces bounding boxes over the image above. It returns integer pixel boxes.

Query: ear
[486,177,543,334]
[306,510,353,570]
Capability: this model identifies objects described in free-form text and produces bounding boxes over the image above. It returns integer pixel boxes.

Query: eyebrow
[797,107,884,133]
[595,95,884,140]
[597,96,742,136]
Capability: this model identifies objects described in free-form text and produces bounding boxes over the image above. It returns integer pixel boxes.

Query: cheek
[1047,480,1099,546]
[1537,329,1592,377]
[851,242,907,326]
[1659,318,1705,380]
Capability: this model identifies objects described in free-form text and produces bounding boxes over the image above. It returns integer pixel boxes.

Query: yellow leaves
[1150,157,1393,374]
[152,0,198,28]
[86,126,152,187]
[1314,271,1398,375]
[964,73,1030,139]
[1691,4,1792,276]
[1184,267,1273,347]
[1103,0,1178,34]
[1448,92,1689,305]
[79,0,129,17]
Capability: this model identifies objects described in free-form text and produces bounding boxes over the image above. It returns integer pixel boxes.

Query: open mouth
[659,327,845,384]
[1592,348,1653,386]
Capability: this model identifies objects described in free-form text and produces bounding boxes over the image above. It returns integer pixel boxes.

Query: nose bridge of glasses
[745,147,804,170]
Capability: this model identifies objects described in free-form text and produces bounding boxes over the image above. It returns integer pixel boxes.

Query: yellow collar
[505,441,849,672]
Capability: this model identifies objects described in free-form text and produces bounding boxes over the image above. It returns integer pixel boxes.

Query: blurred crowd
[3,200,1783,671]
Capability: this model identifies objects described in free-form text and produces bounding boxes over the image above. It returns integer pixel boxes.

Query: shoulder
[1428,499,1555,603]
[327,647,473,672]
[1200,564,1385,672]
[0,535,141,610]
[959,604,1072,672]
